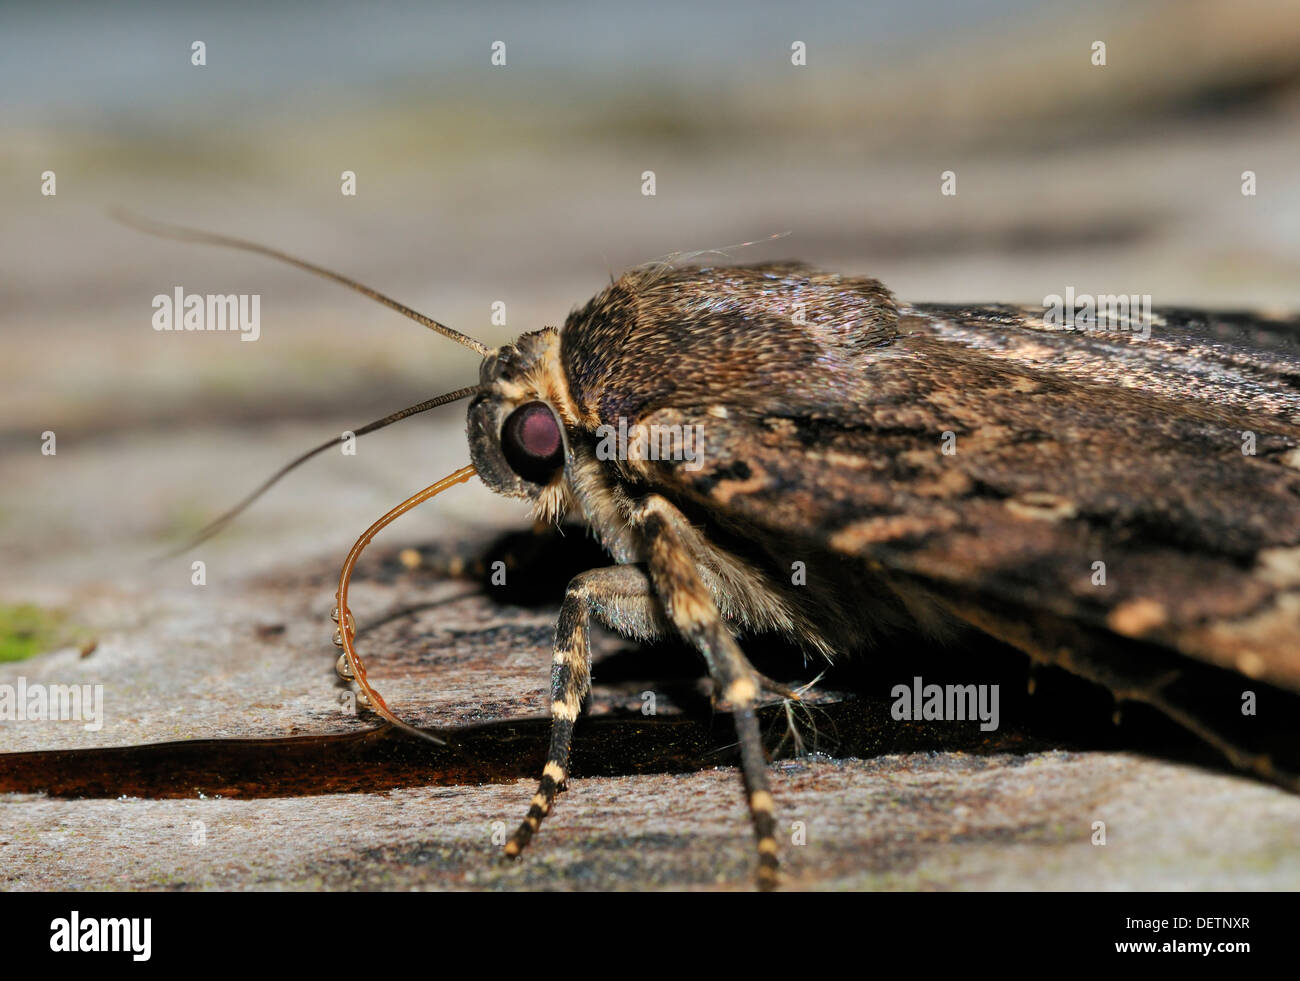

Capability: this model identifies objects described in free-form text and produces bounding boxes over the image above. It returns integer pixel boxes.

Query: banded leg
[632,495,780,891]
[505,565,666,857]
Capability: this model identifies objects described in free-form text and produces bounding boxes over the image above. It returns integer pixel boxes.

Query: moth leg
[504,564,666,858]
[753,671,806,702]
[631,495,780,891]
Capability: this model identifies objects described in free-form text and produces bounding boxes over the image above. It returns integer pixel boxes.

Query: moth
[130,216,1300,890]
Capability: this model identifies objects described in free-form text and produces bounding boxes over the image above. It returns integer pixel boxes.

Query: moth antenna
[333,465,477,745]
[157,386,480,559]
[110,210,490,356]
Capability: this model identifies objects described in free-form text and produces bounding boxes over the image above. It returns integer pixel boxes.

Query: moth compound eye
[501,401,564,483]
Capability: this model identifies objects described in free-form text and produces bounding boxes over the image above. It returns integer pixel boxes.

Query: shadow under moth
[131,216,1300,891]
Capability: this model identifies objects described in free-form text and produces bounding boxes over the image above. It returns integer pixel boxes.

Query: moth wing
[637,304,1300,692]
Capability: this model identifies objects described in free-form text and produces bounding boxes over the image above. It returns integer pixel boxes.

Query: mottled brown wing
[570,267,1300,691]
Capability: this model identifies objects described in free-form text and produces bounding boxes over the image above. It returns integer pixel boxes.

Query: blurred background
[3,0,1299,594]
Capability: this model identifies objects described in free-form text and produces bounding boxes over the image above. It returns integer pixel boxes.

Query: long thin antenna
[158,386,480,558]
[111,210,490,356]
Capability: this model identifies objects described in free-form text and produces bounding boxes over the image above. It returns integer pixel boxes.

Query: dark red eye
[501,401,564,483]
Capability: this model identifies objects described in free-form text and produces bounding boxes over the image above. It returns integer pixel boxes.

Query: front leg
[504,564,667,857]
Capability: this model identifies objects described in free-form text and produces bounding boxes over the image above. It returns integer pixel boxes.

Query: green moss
[160,503,214,543]
[0,604,80,662]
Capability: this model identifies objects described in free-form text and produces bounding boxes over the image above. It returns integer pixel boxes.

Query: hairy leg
[631,495,780,890]
[504,565,667,856]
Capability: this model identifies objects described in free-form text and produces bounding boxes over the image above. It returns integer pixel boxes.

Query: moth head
[468,328,574,521]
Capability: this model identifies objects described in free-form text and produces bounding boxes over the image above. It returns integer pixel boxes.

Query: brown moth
[133,217,1300,890]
